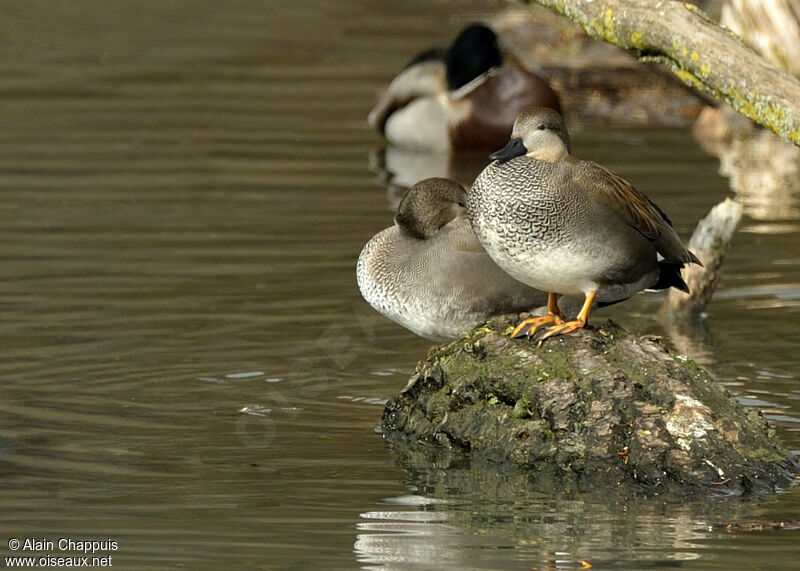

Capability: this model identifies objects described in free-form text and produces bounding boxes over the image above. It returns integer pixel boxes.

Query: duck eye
[537,124,546,131]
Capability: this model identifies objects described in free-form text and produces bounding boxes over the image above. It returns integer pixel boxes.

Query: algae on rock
[380,318,798,497]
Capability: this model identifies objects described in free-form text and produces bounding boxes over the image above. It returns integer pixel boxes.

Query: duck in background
[357,177,581,342]
[467,107,702,342]
[368,23,561,153]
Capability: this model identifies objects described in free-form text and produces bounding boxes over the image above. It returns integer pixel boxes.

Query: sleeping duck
[368,23,561,153]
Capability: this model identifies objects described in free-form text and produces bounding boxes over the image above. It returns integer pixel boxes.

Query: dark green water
[1,1,799,569]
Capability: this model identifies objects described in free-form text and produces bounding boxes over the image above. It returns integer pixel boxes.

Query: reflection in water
[659,317,721,368]
[353,443,773,570]
[354,503,709,570]
[355,505,465,570]
[694,108,800,232]
[368,146,491,209]
[722,131,800,230]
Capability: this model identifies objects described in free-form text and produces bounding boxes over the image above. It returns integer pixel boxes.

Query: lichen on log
[522,0,800,146]
[380,318,798,497]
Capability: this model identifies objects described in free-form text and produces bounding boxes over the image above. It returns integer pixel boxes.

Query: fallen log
[521,0,800,146]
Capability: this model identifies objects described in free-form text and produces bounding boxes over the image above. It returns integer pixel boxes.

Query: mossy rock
[380,318,798,497]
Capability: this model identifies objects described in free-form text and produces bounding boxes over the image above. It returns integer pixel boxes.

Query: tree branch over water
[523,0,800,146]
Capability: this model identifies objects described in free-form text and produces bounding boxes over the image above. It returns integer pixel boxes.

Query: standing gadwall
[357,177,553,341]
[367,24,561,153]
[467,107,702,341]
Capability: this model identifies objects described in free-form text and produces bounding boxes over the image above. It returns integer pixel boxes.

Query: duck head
[445,23,502,91]
[394,178,468,240]
[490,107,572,163]
[367,23,501,134]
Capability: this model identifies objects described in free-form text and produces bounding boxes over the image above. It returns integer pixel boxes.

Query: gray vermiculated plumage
[467,108,699,306]
[468,158,648,302]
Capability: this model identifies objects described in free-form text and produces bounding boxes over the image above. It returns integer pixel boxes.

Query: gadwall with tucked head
[357,177,552,341]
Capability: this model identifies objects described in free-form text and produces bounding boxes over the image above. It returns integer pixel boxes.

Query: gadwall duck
[357,177,553,341]
[367,24,561,153]
[467,107,702,341]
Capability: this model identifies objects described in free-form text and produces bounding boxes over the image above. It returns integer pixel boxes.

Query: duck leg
[511,292,564,338]
[538,291,596,342]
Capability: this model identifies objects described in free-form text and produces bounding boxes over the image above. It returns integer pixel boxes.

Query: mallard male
[367,24,561,153]
[467,107,702,341]
[357,177,551,341]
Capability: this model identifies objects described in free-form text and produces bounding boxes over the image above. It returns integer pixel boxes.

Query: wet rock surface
[380,318,798,497]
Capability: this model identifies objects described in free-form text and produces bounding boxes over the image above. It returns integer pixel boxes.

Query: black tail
[650,262,690,293]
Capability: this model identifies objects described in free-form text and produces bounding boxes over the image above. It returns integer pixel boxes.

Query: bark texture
[523,0,800,145]
[380,318,798,497]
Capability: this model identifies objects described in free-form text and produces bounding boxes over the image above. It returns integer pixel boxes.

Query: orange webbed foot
[537,319,587,344]
[535,291,596,345]
[511,314,563,338]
